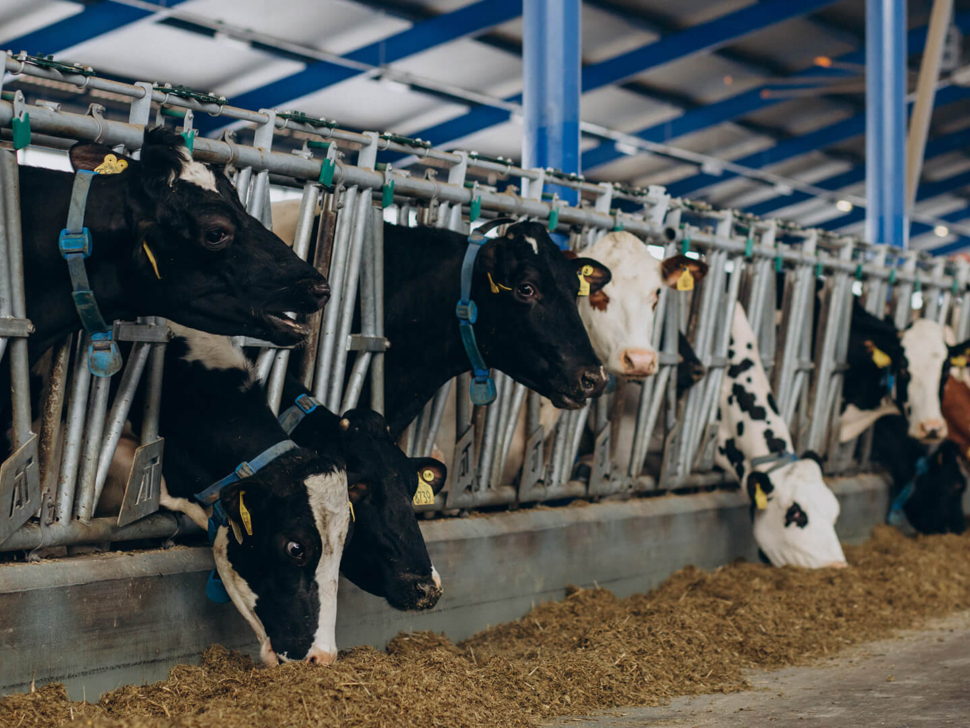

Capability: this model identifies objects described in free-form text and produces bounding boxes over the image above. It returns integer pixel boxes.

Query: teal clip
[953,279,960,295]
[889,269,897,285]
[775,252,783,273]
[181,129,196,156]
[815,253,824,278]
[469,195,481,223]
[382,179,395,208]
[914,276,922,293]
[548,207,559,232]
[744,236,754,258]
[855,264,863,280]
[11,112,30,150]
[680,226,691,256]
[318,158,335,188]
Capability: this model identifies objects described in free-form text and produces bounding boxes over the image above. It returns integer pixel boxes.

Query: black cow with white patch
[272,205,611,436]
[715,303,846,569]
[25,128,328,358]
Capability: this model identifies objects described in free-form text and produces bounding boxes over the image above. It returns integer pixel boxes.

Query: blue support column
[522,0,581,206]
[866,0,908,248]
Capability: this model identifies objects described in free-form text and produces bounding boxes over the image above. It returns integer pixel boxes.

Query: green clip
[318,158,335,188]
[548,207,559,232]
[914,277,922,293]
[744,236,754,258]
[181,129,196,156]
[888,269,897,285]
[855,264,863,280]
[775,255,783,273]
[680,228,691,256]
[953,279,960,295]
[815,256,824,277]
[382,179,395,208]
[469,195,481,223]
[11,113,30,150]
[612,224,623,232]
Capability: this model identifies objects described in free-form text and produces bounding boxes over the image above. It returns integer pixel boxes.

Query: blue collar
[455,217,514,405]
[750,451,799,474]
[278,393,321,435]
[59,169,123,377]
[887,454,930,526]
[194,439,299,507]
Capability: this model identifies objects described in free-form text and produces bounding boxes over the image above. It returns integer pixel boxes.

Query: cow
[716,302,846,569]
[124,324,446,663]
[272,201,611,436]
[872,412,966,535]
[23,127,329,359]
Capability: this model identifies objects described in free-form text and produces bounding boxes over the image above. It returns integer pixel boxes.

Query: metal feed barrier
[1,50,967,553]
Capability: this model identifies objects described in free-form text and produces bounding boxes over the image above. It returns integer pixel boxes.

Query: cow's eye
[203,227,232,250]
[517,283,536,299]
[285,540,305,562]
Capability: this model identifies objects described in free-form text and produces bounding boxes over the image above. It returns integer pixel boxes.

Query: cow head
[903,441,967,535]
[574,231,708,379]
[288,406,447,611]
[210,450,351,667]
[473,221,610,408]
[69,127,329,345]
[747,458,847,569]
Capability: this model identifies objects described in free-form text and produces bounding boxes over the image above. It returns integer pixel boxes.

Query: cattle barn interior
[3,0,970,726]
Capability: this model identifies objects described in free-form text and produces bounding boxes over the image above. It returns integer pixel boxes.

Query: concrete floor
[554,612,970,727]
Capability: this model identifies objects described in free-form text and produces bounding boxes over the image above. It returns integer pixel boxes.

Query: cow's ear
[137,126,189,196]
[801,450,825,468]
[411,457,447,495]
[948,339,970,366]
[746,471,774,509]
[346,473,371,504]
[661,255,709,288]
[218,481,269,540]
[573,257,611,295]
[69,142,134,175]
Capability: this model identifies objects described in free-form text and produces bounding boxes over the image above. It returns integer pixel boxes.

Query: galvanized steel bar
[74,375,112,522]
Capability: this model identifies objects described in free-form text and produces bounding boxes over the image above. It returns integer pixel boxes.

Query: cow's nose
[918,420,948,440]
[308,279,331,306]
[259,640,280,668]
[305,647,338,666]
[579,365,608,397]
[414,578,443,610]
[620,348,657,377]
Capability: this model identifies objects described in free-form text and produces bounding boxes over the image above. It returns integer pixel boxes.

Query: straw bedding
[3,525,969,728]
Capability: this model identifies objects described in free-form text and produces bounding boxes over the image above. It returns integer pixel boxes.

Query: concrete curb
[0,475,889,700]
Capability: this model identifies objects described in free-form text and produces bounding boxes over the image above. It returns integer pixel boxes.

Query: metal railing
[1,50,967,552]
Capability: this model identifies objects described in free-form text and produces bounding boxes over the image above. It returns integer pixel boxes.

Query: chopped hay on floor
[3,526,970,728]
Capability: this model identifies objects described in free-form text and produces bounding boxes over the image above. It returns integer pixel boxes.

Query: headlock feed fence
[0,50,967,554]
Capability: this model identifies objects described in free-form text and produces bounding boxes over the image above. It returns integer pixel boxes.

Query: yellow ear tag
[871,346,891,369]
[754,482,768,510]
[348,500,355,523]
[951,355,967,368]
[93,153,128,175]
[238,491,253,536]
[577,265,593,297]
[413,468,436,506]
[677,266,694,292]
[487,272,511,294]
[142,242,162,280]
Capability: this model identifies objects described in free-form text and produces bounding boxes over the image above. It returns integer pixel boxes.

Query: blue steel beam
[820,168,970,231]
[745,124,970,217]
[581,12,970,173]
[383,0,841,163]
[670,84,970,200]
[2,0,190,54]
[196,0,522,135]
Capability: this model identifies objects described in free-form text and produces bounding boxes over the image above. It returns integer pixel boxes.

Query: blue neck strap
[194,439,299,507]
[59,169,122,377]
[278,393,321,435]
[887,454,929,526]
[455,218,515,405]
[750,451,799,474]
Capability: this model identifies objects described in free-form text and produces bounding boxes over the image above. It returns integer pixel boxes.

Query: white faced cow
[716,303,846,569]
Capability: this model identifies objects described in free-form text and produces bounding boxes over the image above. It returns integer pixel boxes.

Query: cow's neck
[381,230,471,436]
[19,168,134,357]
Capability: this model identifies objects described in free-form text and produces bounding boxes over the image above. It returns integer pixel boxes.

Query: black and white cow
[142,325,446,663]
[24,128,329,358]
[716,302,846,569]
[273,201,611,436]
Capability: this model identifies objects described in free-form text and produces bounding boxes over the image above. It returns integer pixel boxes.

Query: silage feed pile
[4,525,970,728]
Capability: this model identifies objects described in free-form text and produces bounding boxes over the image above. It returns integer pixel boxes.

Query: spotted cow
[716,302,846,569]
